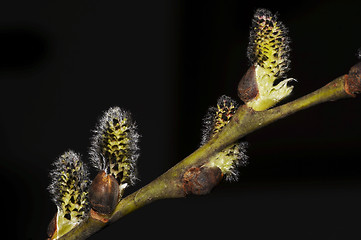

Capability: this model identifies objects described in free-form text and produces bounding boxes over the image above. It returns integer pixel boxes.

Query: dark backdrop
[1,0,361,239]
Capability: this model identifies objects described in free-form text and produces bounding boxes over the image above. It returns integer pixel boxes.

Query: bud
[238,65,258,103]
[345,61,361,96]
[182,166,223,195]
[89,170,120,215]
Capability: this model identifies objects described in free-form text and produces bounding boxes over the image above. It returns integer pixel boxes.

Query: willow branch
[58,62,361,240]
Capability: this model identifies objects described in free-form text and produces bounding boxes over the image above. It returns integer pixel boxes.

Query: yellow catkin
[48,151,90,238]
[90,107,140,189]
[101,117,132,184]
[212,97,237,136]
[202,96,248,181]
[246,8,294,111]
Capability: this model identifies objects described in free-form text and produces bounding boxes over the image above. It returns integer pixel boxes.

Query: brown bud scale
[47,213,57,239]
[89,171,120,215]
[345,62,361,97]
[182,166,223,195]
[238,65,259,103]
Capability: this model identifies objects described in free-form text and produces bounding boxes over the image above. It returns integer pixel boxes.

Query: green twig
[58,63,361,240]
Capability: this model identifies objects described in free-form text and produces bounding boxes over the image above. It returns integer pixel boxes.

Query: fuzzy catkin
[202,95,248,181]
[48,150,90,221]
[247,8,291,79]
[90,107,140,186]
[201,95,238,145]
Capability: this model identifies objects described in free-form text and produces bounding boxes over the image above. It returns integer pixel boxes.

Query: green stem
[225,75,350,143]
[58,74,353,240]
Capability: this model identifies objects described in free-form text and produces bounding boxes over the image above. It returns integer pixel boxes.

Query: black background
[1,0,361,239]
